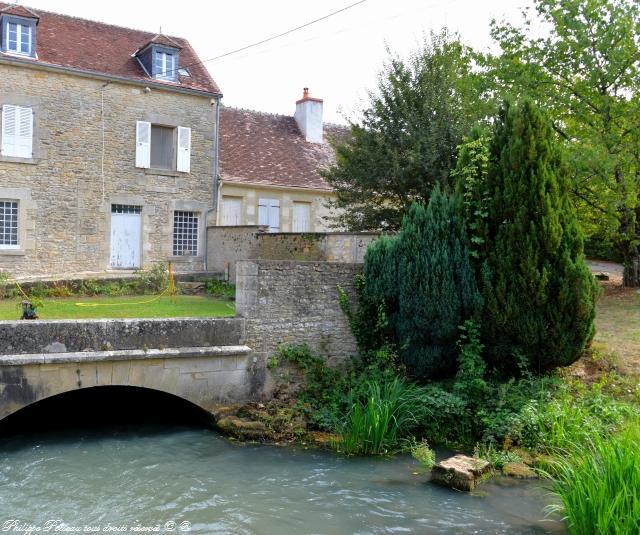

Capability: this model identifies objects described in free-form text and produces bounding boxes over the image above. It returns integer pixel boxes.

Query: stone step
[0,345,252,366]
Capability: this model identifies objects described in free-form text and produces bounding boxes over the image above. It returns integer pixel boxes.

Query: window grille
[111,204,142,214]
[173,211,198,256]
[0,201,18,247]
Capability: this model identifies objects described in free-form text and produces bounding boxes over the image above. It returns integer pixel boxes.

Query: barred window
[111,204,142,214]
[173,211,198,256]
[0,200,18,248]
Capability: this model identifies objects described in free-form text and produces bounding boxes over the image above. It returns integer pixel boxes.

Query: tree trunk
[623,254,640,287]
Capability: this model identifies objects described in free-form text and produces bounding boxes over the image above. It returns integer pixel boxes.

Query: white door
[258,198,280,232]
[292,202,311,232]
[222,197,242,225]
[110,207,141,268]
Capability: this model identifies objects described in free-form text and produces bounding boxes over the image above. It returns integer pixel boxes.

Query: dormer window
[0,12,38,58]
[154,50,175,81]
[135,35,182,83]
[7,20,31,55]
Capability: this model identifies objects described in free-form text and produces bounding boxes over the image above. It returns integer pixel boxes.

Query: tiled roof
[0,3,220,94]
[219,107,347,191]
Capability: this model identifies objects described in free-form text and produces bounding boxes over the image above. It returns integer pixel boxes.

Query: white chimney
[294,87,323,144]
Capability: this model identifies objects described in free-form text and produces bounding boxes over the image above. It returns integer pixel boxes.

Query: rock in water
[430,455,490,491]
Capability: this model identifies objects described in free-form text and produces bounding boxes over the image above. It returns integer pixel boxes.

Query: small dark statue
[21,299,39,320]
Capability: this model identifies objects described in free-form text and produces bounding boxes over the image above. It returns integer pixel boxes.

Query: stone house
[0,3,221,277]
[218,89,345,233]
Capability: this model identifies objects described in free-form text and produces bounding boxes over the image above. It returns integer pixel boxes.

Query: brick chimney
[294,87,323,144]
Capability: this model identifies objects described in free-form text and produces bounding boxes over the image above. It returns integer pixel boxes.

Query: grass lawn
[594,282,640,376]
[0,295,235,320]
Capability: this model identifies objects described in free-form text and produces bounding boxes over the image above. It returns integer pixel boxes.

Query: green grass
[0,295,235,320]
[550,421,640,535]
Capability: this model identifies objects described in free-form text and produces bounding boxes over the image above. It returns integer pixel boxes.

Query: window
[135,121,190,172]
[173,211,199,256]
[150,125,174,170]
[292,202,311,232]
[222,197,242,226]
[0,201,18,249]
[5,20,32,56]
[154,50,175,81]
[258,198,280,233]
[1,105,33,159]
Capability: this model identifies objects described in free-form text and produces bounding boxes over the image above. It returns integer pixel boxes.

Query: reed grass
[549,421,640,535]
[340,378,421,455]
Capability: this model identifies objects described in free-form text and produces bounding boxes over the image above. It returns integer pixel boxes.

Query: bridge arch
[0,345,255,423]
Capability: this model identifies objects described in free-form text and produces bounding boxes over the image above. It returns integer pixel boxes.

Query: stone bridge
[0,260,362,423]
[0,318,260,421]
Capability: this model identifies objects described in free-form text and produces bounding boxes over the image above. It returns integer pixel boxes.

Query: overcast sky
[23,0,532,123]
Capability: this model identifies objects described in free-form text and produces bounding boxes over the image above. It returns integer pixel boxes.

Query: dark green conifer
[480,100,598,373]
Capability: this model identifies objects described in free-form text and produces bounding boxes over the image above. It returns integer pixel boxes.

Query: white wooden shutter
[1,105,17,157]
[177,126,191,173]
[292,203,311,232]
[2,105,32,158]
[222,197,242,225]
[17,107,33,158]
[135,121,151,168]
[258,198,280,232]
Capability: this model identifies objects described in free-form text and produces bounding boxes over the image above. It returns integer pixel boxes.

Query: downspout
[204,95,222,271]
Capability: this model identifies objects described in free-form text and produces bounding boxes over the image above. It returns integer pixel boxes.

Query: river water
[0,423,565,535]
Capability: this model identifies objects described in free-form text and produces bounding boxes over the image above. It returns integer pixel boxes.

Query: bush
[550,422,640,535]
[205,279,235,300]
[363,187,482,380]
[479,100,598,374]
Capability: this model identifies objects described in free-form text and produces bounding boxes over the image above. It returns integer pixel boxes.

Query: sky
[21,0,533,124]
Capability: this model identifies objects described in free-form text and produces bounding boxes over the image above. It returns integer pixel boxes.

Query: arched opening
[0,386,215,438]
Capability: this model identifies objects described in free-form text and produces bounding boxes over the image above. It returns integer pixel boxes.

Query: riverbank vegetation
[267,88,639,534]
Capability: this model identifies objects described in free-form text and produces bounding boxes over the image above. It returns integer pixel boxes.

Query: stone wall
[0,318,244,355]
[237,260,361,372]
[0,63,216,277]
[207,226,378,280]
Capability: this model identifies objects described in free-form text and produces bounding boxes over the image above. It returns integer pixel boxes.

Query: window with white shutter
[1,105,33,159]
[135,121,151,168]
[222,197,242,226]
[258,198,280,232]
[292,202,311,232]
[177,126,191,173]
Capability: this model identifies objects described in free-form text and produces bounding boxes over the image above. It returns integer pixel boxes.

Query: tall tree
[489,0,640,285]
[480,100,598,374]
[323,30,493,231]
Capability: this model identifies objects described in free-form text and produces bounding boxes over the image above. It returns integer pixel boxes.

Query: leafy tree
[363,188,482,379]
[480,100,598,374]
[323,30,493,231]
[489,0,640,285]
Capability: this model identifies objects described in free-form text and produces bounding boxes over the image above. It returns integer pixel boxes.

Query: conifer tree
[480,100,598,373]
[364,188,482,379]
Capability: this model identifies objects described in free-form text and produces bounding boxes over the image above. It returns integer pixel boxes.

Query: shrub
[550,422,640,535]
[363,187,482,380]
[480,100,599,374]
[205,279,235,300]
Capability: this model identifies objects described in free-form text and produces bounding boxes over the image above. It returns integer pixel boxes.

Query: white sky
[22,0,532,124]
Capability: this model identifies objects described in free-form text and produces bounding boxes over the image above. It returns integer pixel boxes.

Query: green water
[0,425,565,534]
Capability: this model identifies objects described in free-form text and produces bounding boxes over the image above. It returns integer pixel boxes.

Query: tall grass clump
[340,378,422,455]
[550,422,640,535]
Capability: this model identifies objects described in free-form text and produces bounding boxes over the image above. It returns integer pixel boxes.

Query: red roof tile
[0,4,38,20]
[0,3,220,94]
[219,107,347,191]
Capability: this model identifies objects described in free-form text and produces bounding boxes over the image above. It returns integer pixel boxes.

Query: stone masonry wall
[237,260,362,380]
[0,63,217,277]
[208,226,378,281]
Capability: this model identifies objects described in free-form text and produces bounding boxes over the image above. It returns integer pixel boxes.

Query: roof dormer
[0,4,39,58]
[135,34,182,83]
